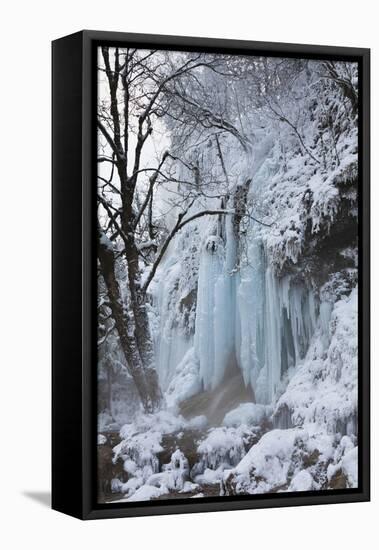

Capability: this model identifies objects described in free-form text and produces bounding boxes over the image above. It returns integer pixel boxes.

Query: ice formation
[154,217,327,408]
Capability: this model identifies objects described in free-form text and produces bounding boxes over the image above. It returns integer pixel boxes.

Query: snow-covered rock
[288,470,314,492]
[191,426,251,484]
[223,428,308,494]
[97,434,107,446]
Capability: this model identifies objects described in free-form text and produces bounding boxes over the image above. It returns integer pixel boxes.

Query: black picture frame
[52,30,370,520]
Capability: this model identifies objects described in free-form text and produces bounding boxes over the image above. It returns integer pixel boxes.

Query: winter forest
[97,46,359,503]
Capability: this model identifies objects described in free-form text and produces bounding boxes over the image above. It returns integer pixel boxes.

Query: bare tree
[97,48,274,411]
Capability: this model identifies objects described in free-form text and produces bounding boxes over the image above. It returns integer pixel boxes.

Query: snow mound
[223,428,308,494]
[223,403,271,428]
[288,470,314,492]
[123,484,168,502]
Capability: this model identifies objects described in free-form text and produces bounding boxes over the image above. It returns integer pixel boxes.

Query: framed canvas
[52,30,370,520]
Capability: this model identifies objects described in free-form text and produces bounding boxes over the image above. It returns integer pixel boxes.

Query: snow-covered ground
[101,283,358,501]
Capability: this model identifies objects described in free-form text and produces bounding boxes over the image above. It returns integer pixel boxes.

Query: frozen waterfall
[153,218,332,407]
[194,228,237,391]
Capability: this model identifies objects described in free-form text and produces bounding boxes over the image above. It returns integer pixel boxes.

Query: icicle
[320,301,333,349]
[236,236,265,393]
[152,253,193,391]
[153,210,322,410]
[194,236,229,390]
[264,266,282,403]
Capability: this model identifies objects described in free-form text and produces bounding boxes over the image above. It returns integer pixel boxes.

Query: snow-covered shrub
[288,470,314,492]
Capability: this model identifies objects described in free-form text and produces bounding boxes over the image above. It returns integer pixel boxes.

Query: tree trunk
[122,191,163,410]
[124,237,163,410]
[98,231,162,412]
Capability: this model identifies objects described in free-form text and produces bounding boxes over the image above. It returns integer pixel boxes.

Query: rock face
[328,469,348,490]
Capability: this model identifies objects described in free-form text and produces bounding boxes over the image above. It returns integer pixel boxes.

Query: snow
[97,434,107,445]
[108,269,358,501]
[123,484,168,502]
[288,470,314,492]
[222,427,345,495]
[340,447,358,487]
[327,439,358,488]
[195,467,224,485]
[193,427,248,484]
[147,450,189,492]
[274,288,358,435]
[223,428,306,494]
[98,230,114,252]
[223,403,270,428]
[112,410,188,499]
[261,121,358,274]
[180,481,199,493]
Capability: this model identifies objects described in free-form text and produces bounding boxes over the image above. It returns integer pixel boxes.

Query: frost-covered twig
[265,101,320,165]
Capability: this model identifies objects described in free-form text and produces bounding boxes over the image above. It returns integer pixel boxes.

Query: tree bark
[98,231,162,412]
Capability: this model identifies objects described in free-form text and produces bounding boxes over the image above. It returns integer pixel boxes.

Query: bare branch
[265,101,320,164]
[142,206,272,293]
[133,151,169,228]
